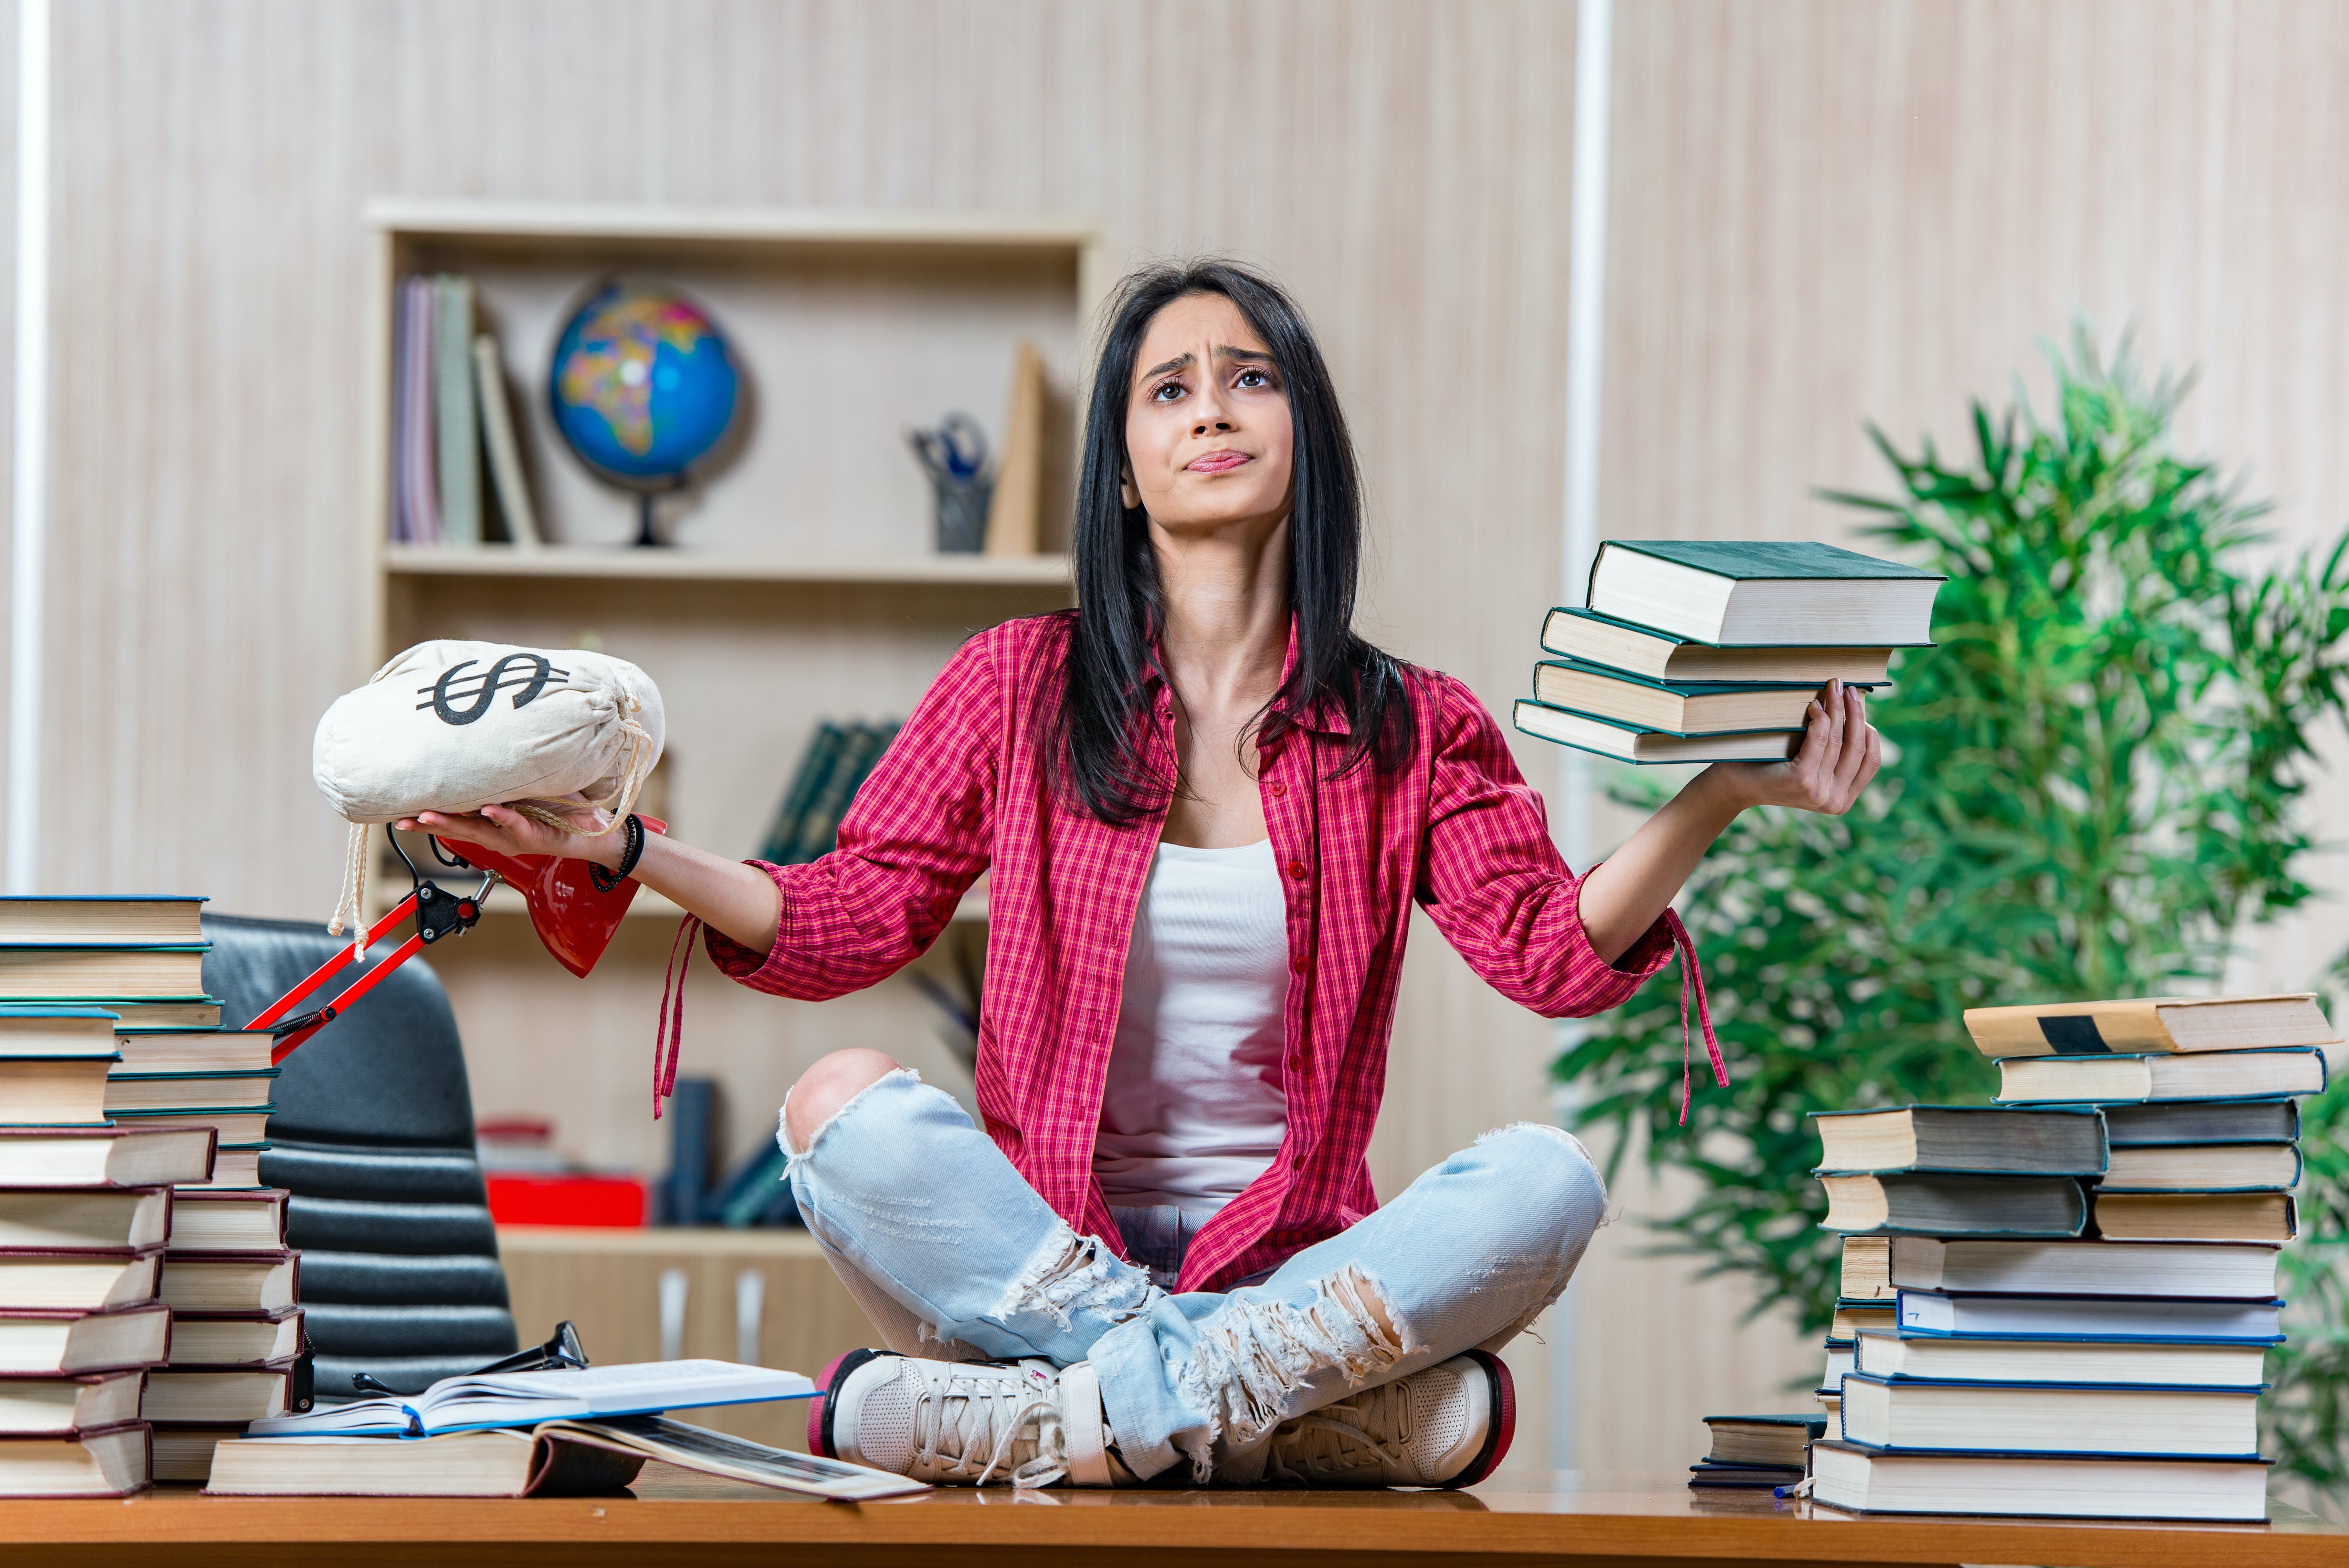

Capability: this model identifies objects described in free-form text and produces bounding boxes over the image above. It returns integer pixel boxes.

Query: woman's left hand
[1704,679,1881,817]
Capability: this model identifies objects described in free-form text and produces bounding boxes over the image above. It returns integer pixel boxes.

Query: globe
[548,281,741,543]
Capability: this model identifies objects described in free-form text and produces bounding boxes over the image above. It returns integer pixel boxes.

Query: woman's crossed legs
[780,1050,1607,1486]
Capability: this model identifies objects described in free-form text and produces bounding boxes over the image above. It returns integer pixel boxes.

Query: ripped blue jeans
[782,1070,1608,1483]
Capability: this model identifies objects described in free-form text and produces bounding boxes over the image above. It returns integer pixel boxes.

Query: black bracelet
[590,813,644,893]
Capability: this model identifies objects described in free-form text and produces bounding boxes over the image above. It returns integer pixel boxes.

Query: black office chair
[202,914,520,1402]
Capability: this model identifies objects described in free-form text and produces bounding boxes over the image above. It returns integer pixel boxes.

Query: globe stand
[628,476,689,548]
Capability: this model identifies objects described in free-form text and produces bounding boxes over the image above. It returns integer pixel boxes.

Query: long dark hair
[1043,258,1415,825]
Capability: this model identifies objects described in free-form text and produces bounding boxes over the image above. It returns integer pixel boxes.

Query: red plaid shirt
[706,614,1685,1292]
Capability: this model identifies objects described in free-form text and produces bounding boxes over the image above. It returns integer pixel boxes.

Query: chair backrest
[202,914,519,1400]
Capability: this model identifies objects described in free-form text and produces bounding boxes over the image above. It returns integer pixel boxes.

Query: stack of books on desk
[1806,993,2334,1522]
[1510,539,1942,764]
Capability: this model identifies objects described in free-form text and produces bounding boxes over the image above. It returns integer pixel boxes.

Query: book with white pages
[2099,1143,2302,1193]
[1887,1237,2279,1299]
[1996,1048,2327,1104]
[1896,1289,2283,1344]
[1810,1441,2269,1521]
[0,1007,120,1057]
[1837,1372,2260,1459]
[1512,699,1801,765]
[1854,1331,2268,1389]
[246,1359,814,1439]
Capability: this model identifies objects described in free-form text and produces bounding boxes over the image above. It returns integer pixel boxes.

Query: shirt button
[1270,781,1287,797]
[1289,955,1306,974]
[1287,1053,1306,1070]
[1285,860,1308,880]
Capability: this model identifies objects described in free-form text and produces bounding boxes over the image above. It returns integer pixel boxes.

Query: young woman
[404,260,1878,1490]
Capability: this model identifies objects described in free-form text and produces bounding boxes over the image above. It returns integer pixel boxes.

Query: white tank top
[1092,839,1291,1211]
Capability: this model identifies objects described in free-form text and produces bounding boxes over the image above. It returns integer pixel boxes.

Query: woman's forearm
[586,831,782,953]
[1574,768,1743,964]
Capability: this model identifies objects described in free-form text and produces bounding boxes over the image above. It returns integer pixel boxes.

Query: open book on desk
[247,1359,814,1438]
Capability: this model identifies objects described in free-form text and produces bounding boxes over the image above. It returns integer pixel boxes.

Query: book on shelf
[1996,1048,2326,1104]
[0,1056,116,1125]
[151,1421,242,1484]
[758,721,847,863]
[1830,1300,1896,1339]
[0,1304,172,1375]
[2101,1098,2300,1145]
[0,1126,214,1188]
[104,1070,278,1115]
[164,1189,287,1252]
[758,721,902,865]
[1895,1290,2283,1344]
[1530,658,1864,736]
[1818,1173,2086,1237]
[0,943,211,1000]
[0,1371,144,1434]
[0,1424,149,1497]
[472,332,541,548]
[393,274,441,544]
[164,1310,301,1368]
[1963,993,2338,1058]
[211,1413,926,1501]
[1700,1412,1825,1468]
[1538,607,1896,685]
[1886,1236,2280,1298]
[1584,539,1944,648]
[248,1359,812,1439]
[432,274,482,548]
[1511,700,1802,764]
[0,1006,122,1057]
[84,999,223,1034]
[0,1189,171,1252]
[1838,1236,1893,1300]
[2100,1143,2301,1192]
[2090,1190,2296,1243]
[1811,1105,2107,1176]
[1837,1373,2260,1458]
[107,1107,272,1146]
[142,1364,295,1424]
[0,897,204,945]
[1809,1441,2269,1521]
[0,1249,161,1311]
[157,1252,298,1315]
[111,1031,272,1074]
[1854,1332,2269,1388]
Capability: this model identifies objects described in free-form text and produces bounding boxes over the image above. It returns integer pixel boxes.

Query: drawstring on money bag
[1664,909,1727,1125]
[653,913,702,1119]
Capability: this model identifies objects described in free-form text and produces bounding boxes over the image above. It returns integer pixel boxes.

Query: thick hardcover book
[150,1421,244,1484]
[160,1310,301,1368]
[0,1188,171,1252]
[1855,1331,2269,1389]
[104,1069,278,1115]
[1838,1236,1893,1301]
[142,1364,293,1424]
[1701,1413,1827,1468]
[0,1422,150,1497]
[0,1055,116,1124]
[0,898,204,945]
[756,722,846,865]
[2091,1190,2297,1244]
[181,1145,265,1191]
[112,1031,272,1074]
[1687,1460,1804,1490]
[1887,1237,2279,1300]
[1894,1289,2284,1344]
[0,1127,213,1188]
[1818,1173,2086,1237]
[1812,1105,2106,1177]
[1830,1300,1896,1339]
[1585,539,1944,648]
[1810,1440,2268,1521]
[1837,1372,2259,1459]
[90,999,223,1034]
[1531,658,1874,737]
[1963,993,2338,1058]
[157,1252,298,1315]
[1996,1048,2327,1104]
[2102,1098,2300,1146]
[108,1106,272,1146]
[0,1248,161,1311]
[165,1189,288,1252]
[0,1304,172,1375]
[1539,607,1896,684]
[0,1370,145,1434]
[2099,1143,2301,1193]
[0,945,211,1001]
[1513,699,1801,764]
[0,1007,121,1057]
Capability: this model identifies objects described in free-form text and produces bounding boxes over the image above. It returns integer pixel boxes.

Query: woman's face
[1120,292,1294,537]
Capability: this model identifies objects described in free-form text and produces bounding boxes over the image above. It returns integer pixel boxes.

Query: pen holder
[907,414,995,555]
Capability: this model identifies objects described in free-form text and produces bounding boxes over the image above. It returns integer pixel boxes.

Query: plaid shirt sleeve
[703,631,1000,998]
[1413,673,1676,1013]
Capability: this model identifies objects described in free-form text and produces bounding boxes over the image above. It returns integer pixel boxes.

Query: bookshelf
[359,201,1098,1186]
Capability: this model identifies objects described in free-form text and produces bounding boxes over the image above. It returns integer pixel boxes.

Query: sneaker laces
[1264,1380,1414,1483]
[910,1362,1070,1488]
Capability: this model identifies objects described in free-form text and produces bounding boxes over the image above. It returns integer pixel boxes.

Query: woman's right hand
[396,794,626,868]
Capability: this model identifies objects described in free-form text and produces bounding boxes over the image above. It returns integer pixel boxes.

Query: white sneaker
[1261,1350,1514,1488]
[809,1349,1117,1488]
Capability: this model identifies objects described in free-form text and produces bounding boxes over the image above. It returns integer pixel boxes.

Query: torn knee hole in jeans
[990,1227,1155,1333]
[1176,1265,1414,1479]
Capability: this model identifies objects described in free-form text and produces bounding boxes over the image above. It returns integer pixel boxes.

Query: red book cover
[486,1174,646,1228]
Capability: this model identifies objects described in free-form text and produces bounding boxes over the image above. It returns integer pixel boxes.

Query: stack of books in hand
[1511,540,1942,764]
[1806,993,2334,1522]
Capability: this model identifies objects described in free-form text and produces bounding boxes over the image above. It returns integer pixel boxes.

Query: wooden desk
[4,1468,2344,1568]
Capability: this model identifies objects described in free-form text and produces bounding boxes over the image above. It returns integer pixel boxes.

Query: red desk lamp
[250,821,665,1063]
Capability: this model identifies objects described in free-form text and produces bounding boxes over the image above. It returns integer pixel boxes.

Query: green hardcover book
[1513,698,1801,765]
[1585,538,1945,648]
[1810,1105,2107,1178]
[1818,1172,2089,1238]
[1532,657,1881,737]
[757,723,847,864]
[1539,607,1898,685]
[787,723,896,864]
